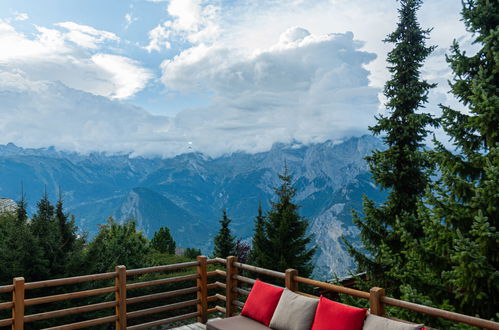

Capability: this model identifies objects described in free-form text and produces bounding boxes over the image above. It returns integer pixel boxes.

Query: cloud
[91,54,153,99]
[0,21,151,99]
[144,0,220,52]
[55,21,120,49]
[14,12,29,21]
[0,71,177,157]
[159,28,379,155]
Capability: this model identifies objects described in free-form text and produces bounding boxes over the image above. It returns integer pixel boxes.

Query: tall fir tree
[253,167,315,278]
[212,209,236,258]
[344,0,437,293]
[249,201,269,266]
[406,0,498,321]
[151,226,176,254]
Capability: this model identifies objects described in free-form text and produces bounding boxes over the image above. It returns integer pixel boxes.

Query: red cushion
[311,296,367,330]
[241,279,284,326]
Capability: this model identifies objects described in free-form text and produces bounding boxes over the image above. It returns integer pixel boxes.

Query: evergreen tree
[255,167,315,277]
[16,185,28,223]
[151,226,176,254]
[29,191,57,280]
[249,201,269,266]
[212,210,236,258]
[344,0,437,293]
[405,0,498,320]
[184,248,202,259]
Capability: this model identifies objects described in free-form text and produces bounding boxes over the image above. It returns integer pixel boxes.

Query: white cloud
[144,0,220,52]
[0,71,177,157]
[0,21,151,99]
[91,54,153,99]
[124,13,138,29]
[160,28,379,155]
[14,12,29,21]
[55,21,119,49]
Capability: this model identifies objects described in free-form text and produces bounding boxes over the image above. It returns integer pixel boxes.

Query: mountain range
[0,135,386,279]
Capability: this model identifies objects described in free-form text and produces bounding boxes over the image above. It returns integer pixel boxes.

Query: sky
[0,0,475,157]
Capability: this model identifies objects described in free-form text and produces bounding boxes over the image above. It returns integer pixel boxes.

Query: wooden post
[225,256,238,317]
[115,265,127,329]
[12,277,25,330]
[196,255,208,323]
[285,269,298,292]
[369,287,385,316]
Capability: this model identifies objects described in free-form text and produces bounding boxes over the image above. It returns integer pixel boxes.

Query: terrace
[0,256,498,329]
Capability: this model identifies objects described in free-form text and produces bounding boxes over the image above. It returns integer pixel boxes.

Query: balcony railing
[0,256,498,329]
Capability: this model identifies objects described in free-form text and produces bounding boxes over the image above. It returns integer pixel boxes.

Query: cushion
[241,279,284,326]
[207,315,271,330]
[270,288,319,330]
[311,296,367,330]
[363,314,424,330]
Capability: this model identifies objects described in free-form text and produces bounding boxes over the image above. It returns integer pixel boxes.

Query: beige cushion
[207,315,271,330]
[363,314,424,330]
[269,288,319,330]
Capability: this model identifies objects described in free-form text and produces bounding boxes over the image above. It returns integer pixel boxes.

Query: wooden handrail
[233,261,286,279]
[24,271,116,290]
[381,296,499,329]
[125,261,199,276]
[295,276,370,299]
[1,257,497,330]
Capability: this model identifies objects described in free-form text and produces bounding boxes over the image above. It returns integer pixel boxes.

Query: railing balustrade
[0,256,498,329]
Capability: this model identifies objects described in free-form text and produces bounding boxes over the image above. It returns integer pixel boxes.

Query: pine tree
[16,184,28,223]
[256,167,316,277]
[344,0,437,293]
[151,226,176,254]
[212,210,236,258]
[411,0,498,320]
[249,202,269,266]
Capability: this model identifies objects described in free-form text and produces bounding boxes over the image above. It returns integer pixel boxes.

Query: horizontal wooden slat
[215,269,227,277]
[0,318,13,327]
[126,261,199,276]
[212,281,226,289]
[215,293,227,302]
[24,301,116,323]
[233,262,286,279]
[0,301,13,310]
[127,299,198,319]
[0,285,13,293]
[233,300,245,308]
[207,258,226,265]
[295,276,370,299]
[126,273,198,290]
[207,295,218,303]
[233,274,255,285]
[41,315,117,330]
[126,286,198,305]
[25,272,116,290]
[382,296,499,329]
[233,287,249,296]
[25,286,116,306]
[215,305,226,314]
[207,305,226,314]
[127,311,200,330]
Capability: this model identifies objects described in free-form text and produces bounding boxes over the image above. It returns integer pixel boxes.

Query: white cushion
[363,314,424,330]
[269,288,319,330]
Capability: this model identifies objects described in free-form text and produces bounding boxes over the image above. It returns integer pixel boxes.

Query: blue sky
[0,0,473,157]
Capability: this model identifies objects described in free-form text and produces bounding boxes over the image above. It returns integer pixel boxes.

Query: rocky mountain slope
[0,135,386,279]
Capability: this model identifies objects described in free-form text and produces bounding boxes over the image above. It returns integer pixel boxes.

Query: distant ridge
[0,135,386,279]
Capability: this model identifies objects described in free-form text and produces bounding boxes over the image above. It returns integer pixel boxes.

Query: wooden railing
[0,256,498,329]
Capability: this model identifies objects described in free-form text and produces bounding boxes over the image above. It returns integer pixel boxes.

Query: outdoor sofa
[207,279,424,330]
